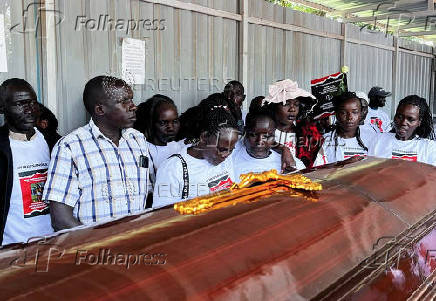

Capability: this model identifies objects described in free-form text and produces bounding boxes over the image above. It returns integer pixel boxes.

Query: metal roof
[289,0,436,43]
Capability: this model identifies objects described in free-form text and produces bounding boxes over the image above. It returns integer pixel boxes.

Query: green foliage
[266,0,326,16]
[265,0,433,45]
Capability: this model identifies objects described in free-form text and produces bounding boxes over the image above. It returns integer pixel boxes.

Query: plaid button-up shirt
[42,119,153,225]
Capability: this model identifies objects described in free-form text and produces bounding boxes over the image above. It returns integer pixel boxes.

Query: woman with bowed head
[233,108,305,182]
[153,106,239,208]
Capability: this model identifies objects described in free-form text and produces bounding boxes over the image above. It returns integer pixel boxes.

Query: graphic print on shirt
[343,147,367,159]
[207,171,233,193]
[370,117,383,132]
[392,149,418,162]
[275,131,297,157]
[18,165,49,218]
[283,140,295,150]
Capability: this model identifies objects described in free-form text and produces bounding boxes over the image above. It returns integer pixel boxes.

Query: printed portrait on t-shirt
[18,165,49,218]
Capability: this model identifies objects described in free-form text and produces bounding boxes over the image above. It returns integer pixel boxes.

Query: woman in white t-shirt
[233,112,305,183]
[153,106,239,208]
[322,92,377,163]
[134,94,187,172]
[369,95,436,166]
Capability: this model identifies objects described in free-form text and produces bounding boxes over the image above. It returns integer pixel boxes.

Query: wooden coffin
[1,157,436,300]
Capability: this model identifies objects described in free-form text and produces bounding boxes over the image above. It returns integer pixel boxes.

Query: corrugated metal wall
[55,0,239,133]
[397,39,433,114]
[248,2,342,98]
[345,26,395,116]
[0,0,43,101]
[1,0,434,133]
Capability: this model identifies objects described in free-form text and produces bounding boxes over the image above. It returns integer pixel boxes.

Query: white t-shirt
[322,129,377,163]
[148,140,188,171]
[359,126,379,144]
[364,107,391,133]
[232,146,283,183]
[3,130,54,245]
[360,122,380,134]
[275,129,327,167]
[369,133,436,166]
[153,147,235,208]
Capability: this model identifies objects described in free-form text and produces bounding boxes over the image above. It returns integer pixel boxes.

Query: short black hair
[245,112,275,132]
[223,80,244,98]
[0,78,36,107]
[83,75,130,115]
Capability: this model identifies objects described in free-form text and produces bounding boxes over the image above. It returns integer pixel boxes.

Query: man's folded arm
[49,201,82,231]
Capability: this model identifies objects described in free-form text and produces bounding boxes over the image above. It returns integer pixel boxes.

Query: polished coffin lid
[0,157,436,300]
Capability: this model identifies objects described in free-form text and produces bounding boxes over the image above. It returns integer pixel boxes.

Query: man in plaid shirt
[43,76,153,230]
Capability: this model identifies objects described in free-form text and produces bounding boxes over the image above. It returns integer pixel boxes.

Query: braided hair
[201,105,239,138]
[177,93,233,141]
[133,94,176,141]
[394,95,435,140]
[331,92,368,154]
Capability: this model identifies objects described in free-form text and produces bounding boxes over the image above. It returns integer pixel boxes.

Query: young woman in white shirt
[369,95,436,166]
[134,95,186,171]
[233,111,305,182]
[153,106,239,208]
[322,92,376,163]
